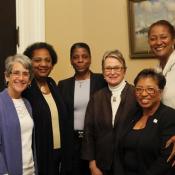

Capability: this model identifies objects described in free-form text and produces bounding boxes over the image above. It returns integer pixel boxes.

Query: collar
[161,50,175,76]
[108,79,126,94]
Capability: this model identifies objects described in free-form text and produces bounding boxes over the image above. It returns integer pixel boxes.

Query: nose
[77,57,83,62]
[156,37,163,45]
[40,59,47,66]
[141,89,148,96]
[18,73,25,80]
[111,68,115,74]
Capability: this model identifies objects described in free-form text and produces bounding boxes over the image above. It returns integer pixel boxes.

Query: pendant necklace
[113,96,117,102]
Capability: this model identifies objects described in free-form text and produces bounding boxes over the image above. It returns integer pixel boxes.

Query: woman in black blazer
[23,42,70,175]
[116,69,175,175]
[58,42,107,175]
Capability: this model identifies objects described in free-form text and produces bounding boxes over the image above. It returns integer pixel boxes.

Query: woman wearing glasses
[0,54,37,175]
[116,69,175,175]
[81,49,138,175]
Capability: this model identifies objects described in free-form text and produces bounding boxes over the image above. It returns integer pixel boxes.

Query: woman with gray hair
[81,49,138,175]
[0,54,37,175]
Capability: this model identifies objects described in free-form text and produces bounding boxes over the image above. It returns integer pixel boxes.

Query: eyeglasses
[10,70,30,78]
[104,66,124,73]
[135,87,160,95]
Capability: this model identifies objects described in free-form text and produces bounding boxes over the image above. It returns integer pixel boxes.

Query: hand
[166,135,175,166]
[89,160,103,175]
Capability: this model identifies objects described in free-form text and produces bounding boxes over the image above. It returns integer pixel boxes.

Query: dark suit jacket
[81,83,138,171]
[57,72,107,171]
[117,103,175,175]
[23,77,70,174]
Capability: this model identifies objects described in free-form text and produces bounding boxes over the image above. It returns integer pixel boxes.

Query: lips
[155,47,164,51]
[38,69,49,73]
[139,98,151,105]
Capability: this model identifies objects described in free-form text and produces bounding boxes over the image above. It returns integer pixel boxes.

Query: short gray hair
[5,54,33,80]
[102,49,127,70]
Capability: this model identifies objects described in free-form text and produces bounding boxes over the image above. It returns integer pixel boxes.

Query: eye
[32,57,42,62]
[135,87,142,94]
[149,37,157,41]
[160,36,168,40]
[11,71,20,76]
[147,87,155,94]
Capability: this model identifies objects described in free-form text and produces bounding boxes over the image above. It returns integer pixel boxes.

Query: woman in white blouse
[0,54,36,175]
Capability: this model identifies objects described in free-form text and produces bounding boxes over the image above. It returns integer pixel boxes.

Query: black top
[117,103,175,175]
[23,77,70,174]
[123,129,143,175]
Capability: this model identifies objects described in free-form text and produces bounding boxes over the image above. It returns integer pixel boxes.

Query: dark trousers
[67,132,90,175]
[53,148,62,175]
[38,148,62,175]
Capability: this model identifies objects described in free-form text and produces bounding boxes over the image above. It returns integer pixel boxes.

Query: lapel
[103,87,113,128]
[163,50,175,77]
[0,89,22,174]
[113,83,135,126]
[69,76,76,110]
[90,72,95,96]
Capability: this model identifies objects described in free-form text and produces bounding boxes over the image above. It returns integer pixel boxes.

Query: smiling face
[70,47,91,75]
[31,48,53,79]
[6,62,31,98]
[135,77,162,111]
[103,57,126,87]
[148,25,175,60]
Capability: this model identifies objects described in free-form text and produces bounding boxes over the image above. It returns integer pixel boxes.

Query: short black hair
[148,20,175,39]
[23,42,58,65]
[134,68,166,90]
[70,42,91,58]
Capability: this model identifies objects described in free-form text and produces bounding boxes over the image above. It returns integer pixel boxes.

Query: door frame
[16,0,45,53]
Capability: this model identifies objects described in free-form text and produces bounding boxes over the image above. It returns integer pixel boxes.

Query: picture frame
[128,0,175,58]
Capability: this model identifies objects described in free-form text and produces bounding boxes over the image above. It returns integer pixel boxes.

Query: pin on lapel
[153,119,158,124]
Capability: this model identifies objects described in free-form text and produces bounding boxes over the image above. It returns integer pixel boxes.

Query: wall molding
[16,0,45,53]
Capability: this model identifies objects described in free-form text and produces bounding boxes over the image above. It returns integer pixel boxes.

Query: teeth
[141,99,149,103]
[155,47,164,51]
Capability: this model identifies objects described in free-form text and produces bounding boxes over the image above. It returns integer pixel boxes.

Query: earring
[28,83,31,88]
[5,80,9,87]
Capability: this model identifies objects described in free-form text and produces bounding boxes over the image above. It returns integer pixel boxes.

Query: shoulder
[157,104,175,125]
[0,89,10,102]
[58,76,74,86]
[47,77,56,86]
[122,82,135,95]
[91,72,104,80]
[92,86,109,98]
[90,72,107,88]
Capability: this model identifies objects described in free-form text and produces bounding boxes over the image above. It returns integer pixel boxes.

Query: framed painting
[128,0,175,58]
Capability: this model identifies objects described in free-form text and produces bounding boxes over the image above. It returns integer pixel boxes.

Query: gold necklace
[37,81,50,94]
[40,86,50,94]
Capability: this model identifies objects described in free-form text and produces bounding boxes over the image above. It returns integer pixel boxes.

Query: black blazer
[81,83,138,171]
[57,72,107,170]
[116,103,175,175]
[23,77,70,174]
